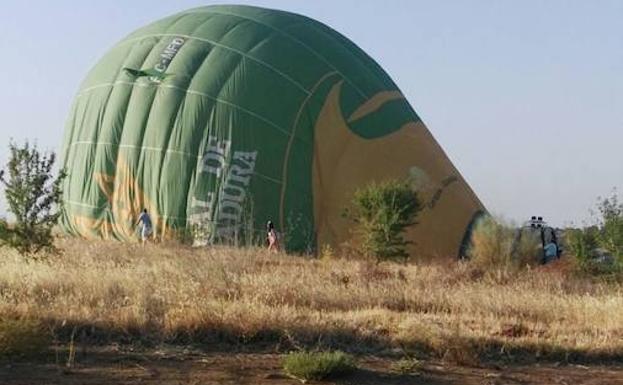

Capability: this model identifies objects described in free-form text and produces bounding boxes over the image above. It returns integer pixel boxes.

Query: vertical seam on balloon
[178,9,369,99]
[157,19,194,232]
[278,70,341,236]
[160,13,234,232]
[202,26,276,239]
[105,37,159,238]
[128,51,165,238]
[64,99,90,196]
[91,42,139,197]
[119,33,311,96]
[130,13,196,239]
[181,39,218,233]
[60,98,79,208]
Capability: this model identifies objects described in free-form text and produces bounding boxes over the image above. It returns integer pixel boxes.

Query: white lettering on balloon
[150,37,185,83]
[190,136,257,244]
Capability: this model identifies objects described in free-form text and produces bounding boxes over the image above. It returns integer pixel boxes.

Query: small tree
[345,179,422,262]
[565,191,623,274]
[0,141,66,255]
[596,193,623,263]
[566,225,600,268]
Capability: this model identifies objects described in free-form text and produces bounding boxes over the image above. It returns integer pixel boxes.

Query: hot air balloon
[60,5,485,258]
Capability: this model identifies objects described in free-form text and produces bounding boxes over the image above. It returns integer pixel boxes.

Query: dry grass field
[1,237,622,366]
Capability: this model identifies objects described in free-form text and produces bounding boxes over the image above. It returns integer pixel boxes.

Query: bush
[0,141,66,255]
[597,193,623,264]
[391,357,422,375]
[0,219,8,241]
[566,192,623,274]
[283,351,355,381]
[468,216,540,270]
[512,226,543,266]
[566,226,600,268]
[468,216,513,268]
[345,179,422,262]
[0,318,51,358]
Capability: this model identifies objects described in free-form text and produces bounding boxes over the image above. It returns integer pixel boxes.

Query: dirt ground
[1,347,622,385]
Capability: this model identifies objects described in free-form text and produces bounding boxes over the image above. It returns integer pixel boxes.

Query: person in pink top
[266,221,280,253]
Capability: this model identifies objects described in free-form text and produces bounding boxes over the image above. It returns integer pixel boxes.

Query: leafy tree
[566,191,623,274]
[345,179,422,262]
[596,193,623,262]
[565,226,599,269]
[0,141,66,255]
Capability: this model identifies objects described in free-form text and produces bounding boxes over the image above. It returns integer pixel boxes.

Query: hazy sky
[0,1,621,226]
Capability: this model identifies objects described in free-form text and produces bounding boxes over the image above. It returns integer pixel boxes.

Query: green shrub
[345,179,422,262]
[0,219,8,242]
[283,351,355,381]
[0,141,66,255]
[391,357,422,375]
[566,193,623,274]
[597,193,623,264]
[566,226,599,267]
[0,318,51,358]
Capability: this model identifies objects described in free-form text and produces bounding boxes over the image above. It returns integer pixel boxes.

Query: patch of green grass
[391,357,422,375]
[283,350,355,382]
[0,318,51,358]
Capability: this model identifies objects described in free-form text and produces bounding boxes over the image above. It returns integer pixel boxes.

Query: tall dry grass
[1,238,622,362]
[468,216,542,270]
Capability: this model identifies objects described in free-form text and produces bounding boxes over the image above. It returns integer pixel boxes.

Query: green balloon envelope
[60,5,484,258]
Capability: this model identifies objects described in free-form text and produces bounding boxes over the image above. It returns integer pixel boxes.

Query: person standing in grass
[136,208,153,245]
[543,240,558,264]
[266,220,280,252]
